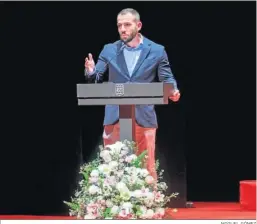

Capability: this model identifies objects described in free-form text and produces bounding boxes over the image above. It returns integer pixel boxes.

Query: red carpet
[0,202,256,220]
[166,202,256,219]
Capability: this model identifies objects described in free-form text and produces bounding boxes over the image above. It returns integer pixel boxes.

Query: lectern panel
[77,83,174,98]
[77,97,167,105]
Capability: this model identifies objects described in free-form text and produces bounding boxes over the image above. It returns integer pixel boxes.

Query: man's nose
[120,25,126,32]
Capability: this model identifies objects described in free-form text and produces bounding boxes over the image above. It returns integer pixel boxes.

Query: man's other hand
[169,89,180,102]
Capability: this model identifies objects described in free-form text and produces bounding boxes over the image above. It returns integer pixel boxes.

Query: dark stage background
[2,1,256,215]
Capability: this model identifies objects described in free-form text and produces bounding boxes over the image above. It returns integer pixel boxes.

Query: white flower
[96,196,103,201]
[120,189,131,199]
[146,192,155,200]
[108,161,118,171]
[125,167,138,176]
[141,187,150,196]
[132,190,144,198]
[118,202,133,217]
[116,170,124,178]
[117,183,131,200]
[125,154,137,163]
[146,209,154,219]
[128,175,138,185]
[89,176,98,184]
[144,198,154,207]
[110,205,119,215]
[110,175,117,185]
[106,200,113,208]
[116,182,127,192]
[88,185,101,195]
[106,141,125,155]
[122,202,133,209]
[100,150,112,163]
[84,214,96,219]
[90,170,99,177]
[136,179,145,187]
[136,168,142,174]
[145,176,154,185]
[139,206,148,219]
[98,164,111,176]
[155,208,165,216]
[131,167,138,175]
[114,141,125,148]
[139,169,149,177]
[142,189,154,207]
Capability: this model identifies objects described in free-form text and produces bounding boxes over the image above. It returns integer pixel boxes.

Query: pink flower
[145,176,154,185]
[86,203,101,218]
[117,209,133,220]
[104,176,116,186]
[154,191,164,203]
[153,213,163,219]
[125,155,137,163]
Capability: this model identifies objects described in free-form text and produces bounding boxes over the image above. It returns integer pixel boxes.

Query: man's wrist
[171,88,179,95]
[85,67,96,76]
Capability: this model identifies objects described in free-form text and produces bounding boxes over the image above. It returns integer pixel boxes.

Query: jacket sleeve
[157,47,178,91]
[85,45,109,83]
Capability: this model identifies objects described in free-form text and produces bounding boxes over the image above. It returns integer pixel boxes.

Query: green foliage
[103,208,111,218]
[131,150,147,168]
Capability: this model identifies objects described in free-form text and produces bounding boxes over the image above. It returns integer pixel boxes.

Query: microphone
[85,43,126,83]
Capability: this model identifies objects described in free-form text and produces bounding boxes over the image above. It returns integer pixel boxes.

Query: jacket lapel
[131,40,151,77]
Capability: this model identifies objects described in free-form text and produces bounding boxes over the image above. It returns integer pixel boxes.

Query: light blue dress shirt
[123,40,143,76]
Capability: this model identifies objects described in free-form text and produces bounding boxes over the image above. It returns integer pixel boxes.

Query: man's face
[117,13,142,43]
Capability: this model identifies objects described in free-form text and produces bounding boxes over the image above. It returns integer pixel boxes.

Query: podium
[77,82,173,141]
[76,82,187,208]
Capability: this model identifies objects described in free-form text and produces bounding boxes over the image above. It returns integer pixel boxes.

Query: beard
[120,29,137,44]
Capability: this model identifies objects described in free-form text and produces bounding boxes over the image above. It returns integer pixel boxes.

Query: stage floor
[0,202,256,220]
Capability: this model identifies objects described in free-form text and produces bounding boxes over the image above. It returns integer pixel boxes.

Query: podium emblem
[115,84,125,96]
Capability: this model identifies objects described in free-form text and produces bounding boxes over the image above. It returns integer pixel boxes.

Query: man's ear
[137,21,142,31]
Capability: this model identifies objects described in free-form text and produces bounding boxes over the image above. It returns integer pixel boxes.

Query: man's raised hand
[85,53,95,73]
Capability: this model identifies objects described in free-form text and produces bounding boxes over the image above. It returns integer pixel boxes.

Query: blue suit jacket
[86,36,178,128]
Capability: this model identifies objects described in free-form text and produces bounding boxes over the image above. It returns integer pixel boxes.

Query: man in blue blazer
[85,8,180,180]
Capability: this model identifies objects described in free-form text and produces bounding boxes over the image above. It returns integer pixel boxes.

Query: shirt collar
[122,33,144,51]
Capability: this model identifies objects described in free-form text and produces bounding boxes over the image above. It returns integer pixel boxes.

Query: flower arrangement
[64,140,178,219]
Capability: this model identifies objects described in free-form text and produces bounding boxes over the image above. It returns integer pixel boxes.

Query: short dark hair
[117,8,140,21]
